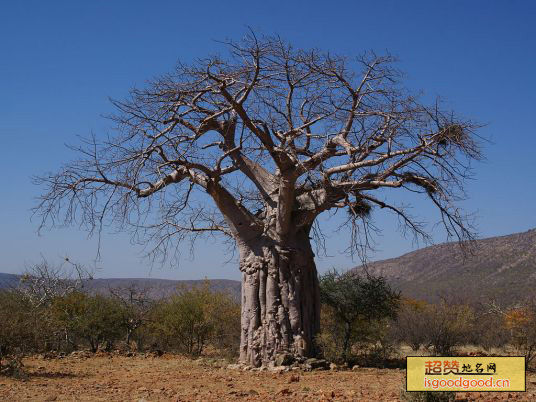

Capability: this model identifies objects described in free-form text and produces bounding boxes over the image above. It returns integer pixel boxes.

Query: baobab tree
[35,34,480,367]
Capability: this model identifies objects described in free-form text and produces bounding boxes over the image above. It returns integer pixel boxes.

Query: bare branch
[34,34,481,263]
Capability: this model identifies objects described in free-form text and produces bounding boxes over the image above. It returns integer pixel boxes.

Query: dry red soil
[1,354,535,401]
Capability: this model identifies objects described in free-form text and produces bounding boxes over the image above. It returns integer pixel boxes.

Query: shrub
[109,285,154,350]
[50,292,125,352]
[394,300,475,356]
[1,279,242,377]
[393,299,430,352]
[0,290,50,376]
[423,302,475,356]
[505,304,536,364]
[148,283,240,357]
[471,308,509,352]
[204,289,241,357]
[0,291,29,369]
[317,270,400,363]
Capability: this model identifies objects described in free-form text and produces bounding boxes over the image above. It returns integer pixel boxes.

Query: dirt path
[1,355,535,401]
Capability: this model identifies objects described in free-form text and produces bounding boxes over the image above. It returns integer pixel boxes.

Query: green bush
[0,290,54,376]
[317,270,400,363]
[0,291,31,367]
[51,292,125,352]
[148,283,240,357]
[204,288,241,357]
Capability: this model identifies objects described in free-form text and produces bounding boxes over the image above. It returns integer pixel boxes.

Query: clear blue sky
[1,0,535,280]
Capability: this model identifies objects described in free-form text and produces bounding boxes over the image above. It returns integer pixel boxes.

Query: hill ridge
[353,228,536,304]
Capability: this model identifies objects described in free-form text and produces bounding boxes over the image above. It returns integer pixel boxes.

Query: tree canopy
[35,33,481,261]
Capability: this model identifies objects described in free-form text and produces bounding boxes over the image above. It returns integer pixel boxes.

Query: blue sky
[1,0,535,280]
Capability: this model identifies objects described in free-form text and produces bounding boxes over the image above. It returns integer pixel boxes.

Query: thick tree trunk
[238,230,320,367]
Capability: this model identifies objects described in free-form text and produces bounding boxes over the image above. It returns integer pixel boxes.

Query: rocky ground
[1,353,535,401]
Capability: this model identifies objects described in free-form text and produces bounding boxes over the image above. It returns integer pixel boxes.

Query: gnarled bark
[238,231,320,367]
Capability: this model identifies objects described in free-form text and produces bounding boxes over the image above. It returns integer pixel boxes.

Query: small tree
[109,284,154,350]
[318,270,399,362]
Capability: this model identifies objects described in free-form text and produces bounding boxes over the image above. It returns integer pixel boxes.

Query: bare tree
[108,284,153,348]
[35,34,480,367]
[19,258,92,307]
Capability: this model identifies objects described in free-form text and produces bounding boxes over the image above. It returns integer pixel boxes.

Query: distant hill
[0,273,241,301]
[0,272,20,289]
[353,228,536,305]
